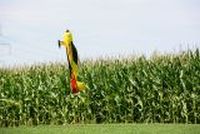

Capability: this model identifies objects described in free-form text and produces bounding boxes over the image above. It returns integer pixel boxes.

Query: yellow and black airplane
[58,30,86,94]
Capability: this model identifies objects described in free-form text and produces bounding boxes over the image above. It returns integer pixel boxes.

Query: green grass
[1,124,200,134]
[0,49,200,126]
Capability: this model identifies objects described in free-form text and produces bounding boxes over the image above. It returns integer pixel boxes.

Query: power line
[0,24,2,36]
[0,24,12,58]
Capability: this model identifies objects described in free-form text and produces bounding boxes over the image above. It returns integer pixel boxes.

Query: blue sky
[0,0,200,66]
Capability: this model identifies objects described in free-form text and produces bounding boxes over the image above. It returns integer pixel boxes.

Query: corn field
[0,49,200,127]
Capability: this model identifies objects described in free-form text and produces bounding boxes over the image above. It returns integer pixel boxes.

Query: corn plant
[0,49,200,127]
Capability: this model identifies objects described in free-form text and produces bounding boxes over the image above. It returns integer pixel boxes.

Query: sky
[0,0,200,67]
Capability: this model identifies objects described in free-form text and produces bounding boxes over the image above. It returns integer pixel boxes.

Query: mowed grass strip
[0,124,200,134]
